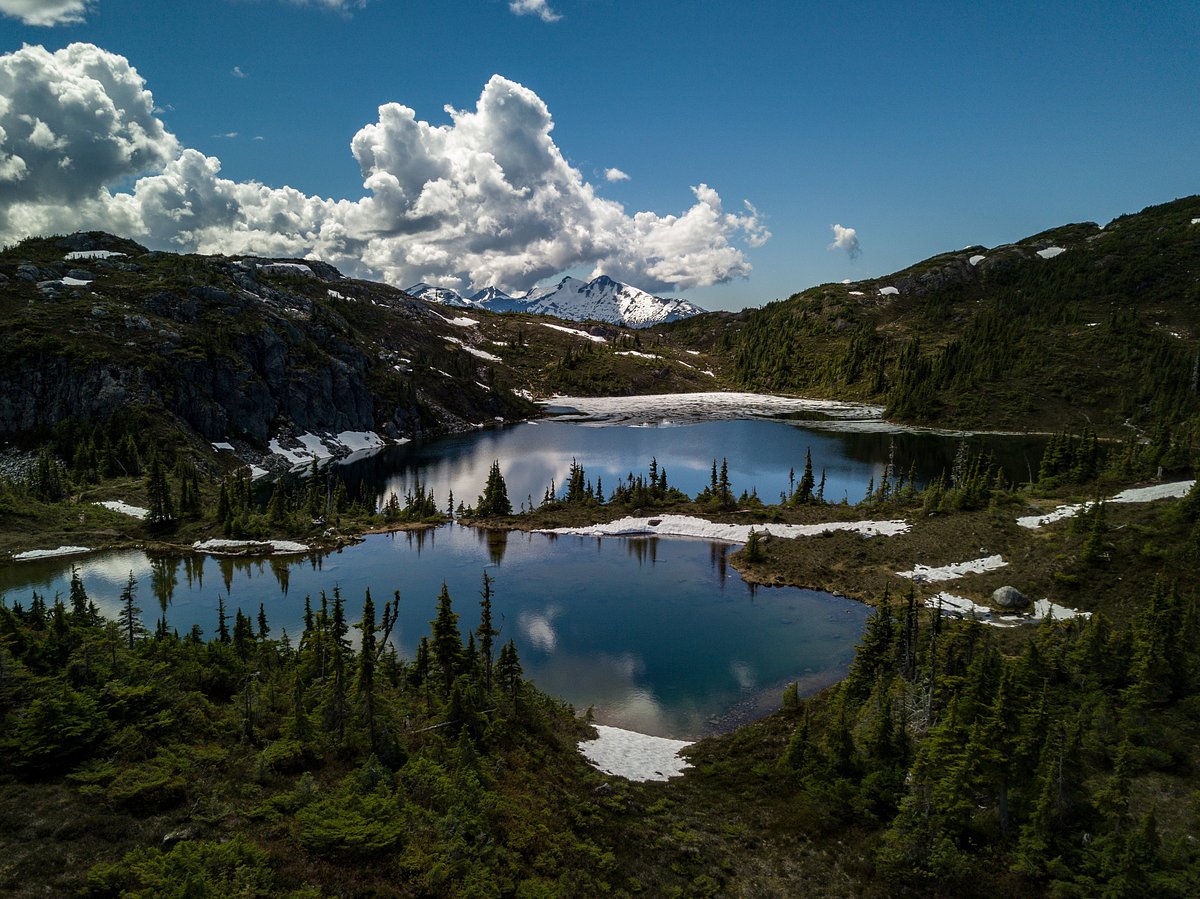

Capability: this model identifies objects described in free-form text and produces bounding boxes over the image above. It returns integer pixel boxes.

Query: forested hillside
[724,196,1200,437]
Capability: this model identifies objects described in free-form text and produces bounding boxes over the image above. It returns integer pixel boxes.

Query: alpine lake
[0,401,1048,740]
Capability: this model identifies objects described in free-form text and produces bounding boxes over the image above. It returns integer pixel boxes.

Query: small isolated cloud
[232,66,247,79]
[829,223,861,260]
[288,0,369,11]
[604,167,630,183]
[0,0,90,26]
[216,132,239,139]
[509,0,561,23]
[252,135,265,141]
[0,45,768,295]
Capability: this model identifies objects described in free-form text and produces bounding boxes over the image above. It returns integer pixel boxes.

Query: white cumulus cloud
[0,0,90,26]
[829,223,861,260]
[509,0,561,22]
[604,167,630,182]
[232,66,247,79]
[0,44,768,294]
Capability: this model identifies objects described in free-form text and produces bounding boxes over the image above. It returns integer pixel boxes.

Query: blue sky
[0,0,1197,311]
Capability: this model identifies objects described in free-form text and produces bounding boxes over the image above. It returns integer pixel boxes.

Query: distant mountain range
[406,275,705,328]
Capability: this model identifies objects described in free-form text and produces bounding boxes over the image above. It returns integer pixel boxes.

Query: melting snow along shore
[539,514,910,542]
[578,725,693,782]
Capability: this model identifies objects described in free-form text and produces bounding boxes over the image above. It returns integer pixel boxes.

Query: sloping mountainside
[0,234,724,468]
[409,274,706,328]
[718,196,1200,436]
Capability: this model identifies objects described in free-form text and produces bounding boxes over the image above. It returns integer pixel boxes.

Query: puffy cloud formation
[0,0,89,26]
[0,44,768,294]
[604,167,630,182]
[829,223,861,260]
[509,0,561,23]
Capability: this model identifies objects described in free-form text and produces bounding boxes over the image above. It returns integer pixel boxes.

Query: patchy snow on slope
[12,545,92,561]
[1037,246,1066,259]
[540,514,910,542]
[969,254,986,266]
[1017,480,1195,529]
[269,431,388,467]
[62,276,92,286]
[1017,503,1091,529]
[193,539,309,555]
[686,350,701,356]
[1109,480,1194,503]
[1191,218,1200,225]
[615,351,661,360]
[541,392,883,426]
[540,322,607,343]
[442,315,479,327]
[336,431,387,453]
[95,500,149,520]
[212,441,235,451]
[879,286,900,296]
[926,592,1090,627]
[849,290,865,296]
[327,289,346,300]
[444,336,501,362]
[257,262,314,277]
[897,555,1007,582]
[65,250,125,260]
[578,725,693,781]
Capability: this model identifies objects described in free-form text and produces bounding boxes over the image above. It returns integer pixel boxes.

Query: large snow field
[94,500,149,520]
[897,555,1007,582]
[578,725,693,781]
[1017,480,1194,530]
[192,539,310,555]
[12,545,92,561]
[541,391,883,425]
[540,514,910,542]
[928,592,1090,628]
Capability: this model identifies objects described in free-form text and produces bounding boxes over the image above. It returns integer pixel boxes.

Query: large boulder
[993,585,1029,609]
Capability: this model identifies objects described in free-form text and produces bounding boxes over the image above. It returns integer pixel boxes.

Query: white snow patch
[927,592,1090,628]
[578,725,692,781]
[615,351,661,360]
[250,465,269,480]
[1018,480,1194,529]
[849,290,865,296]
[442,315,479,327]
[211,441,235,451]
[257,262,314,277]
[677,360,696,370]
[62,276,92,286]
[540,322,607,343]
[192,539,309,555]
[969,254,986,266]
[336,431,386,453]
[94,500,149,520]
[702,369,716,377]
[878,286,899,296]
[12,545,91,561]
[327,289,346,300]
[897,555,1007,582]
[541,392,883,426]
[65,250,125,260]
[1037,246,1066,259]
[686,350,701,356]
[1017,503,1090,529]
[1110,480,1194,503]
[1191,218,1200,225]
[444,336,501,362]
[540,514,909,542]
[269,431,387,467]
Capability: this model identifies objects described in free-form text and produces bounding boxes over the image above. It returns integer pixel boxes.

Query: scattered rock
[161,826,198,848]
[993,585,1029,609]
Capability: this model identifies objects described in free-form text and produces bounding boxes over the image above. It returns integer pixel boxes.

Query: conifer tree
[497,638,523,702]
[476,460,512,516]
[430,583,463,696]
[119,571,141,650]
[356,589,378,749]
[145,450,175,526]
[478,571,498,691]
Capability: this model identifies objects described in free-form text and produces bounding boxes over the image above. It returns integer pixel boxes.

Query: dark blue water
[0,526,868,739]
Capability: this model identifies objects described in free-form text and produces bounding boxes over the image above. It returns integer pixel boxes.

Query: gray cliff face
[0,235,529,448]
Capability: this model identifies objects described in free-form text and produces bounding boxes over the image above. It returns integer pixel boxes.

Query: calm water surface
[1,417,1045,738]
[1,526,867,739]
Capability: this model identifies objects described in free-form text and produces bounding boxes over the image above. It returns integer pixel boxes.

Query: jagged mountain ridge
[407,274,706,328]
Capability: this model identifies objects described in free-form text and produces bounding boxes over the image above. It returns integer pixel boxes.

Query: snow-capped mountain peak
[407,275,705,328]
